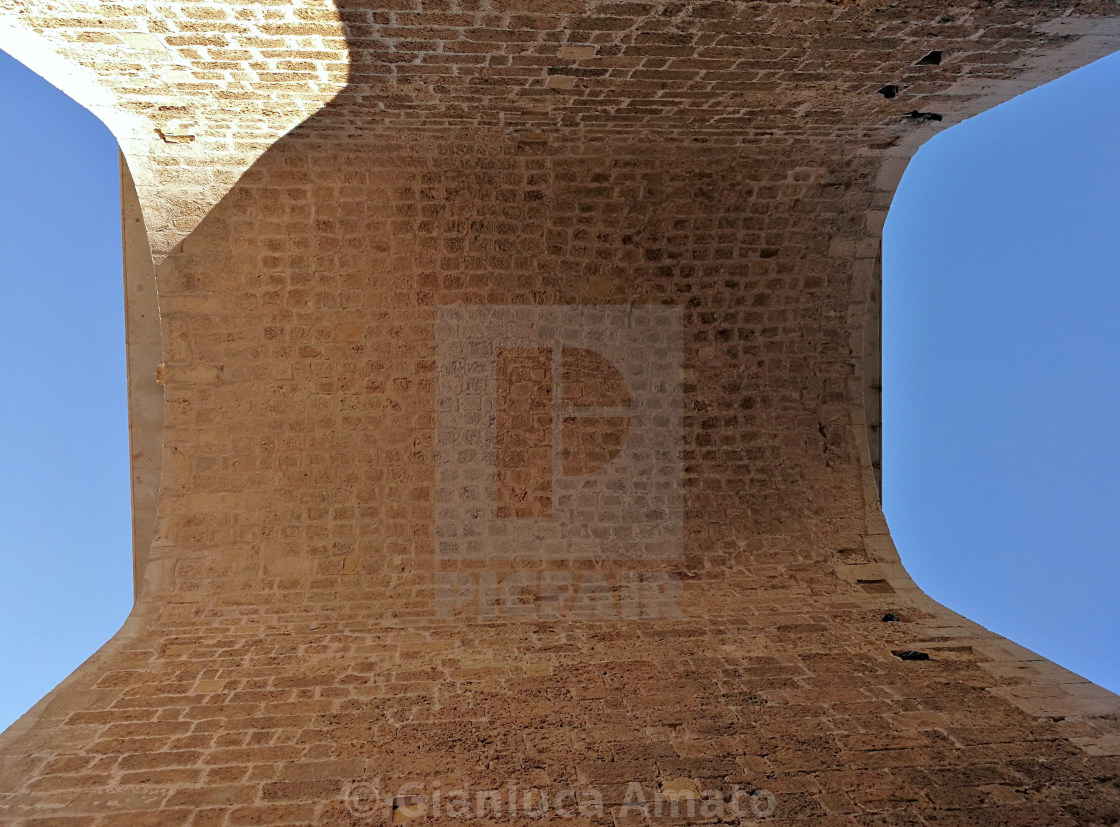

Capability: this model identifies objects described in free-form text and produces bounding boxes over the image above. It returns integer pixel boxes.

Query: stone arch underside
[3,3,1120,824]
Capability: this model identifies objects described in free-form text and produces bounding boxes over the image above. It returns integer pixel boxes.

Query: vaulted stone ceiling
[4,3,1120,823]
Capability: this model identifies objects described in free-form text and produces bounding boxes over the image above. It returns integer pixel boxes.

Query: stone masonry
[3,1,1120,824]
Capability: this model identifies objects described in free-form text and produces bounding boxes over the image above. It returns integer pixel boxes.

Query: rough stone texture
[3,1,1120,825]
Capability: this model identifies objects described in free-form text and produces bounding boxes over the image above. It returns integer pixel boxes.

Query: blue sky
[0,46,1118,734]
[884,50,1120,695]
[0,49,131,733]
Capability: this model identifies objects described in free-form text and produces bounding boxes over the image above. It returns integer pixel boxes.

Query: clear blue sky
[885,50,1120,695]
[0,46,1117,734]
[0,49,132,733]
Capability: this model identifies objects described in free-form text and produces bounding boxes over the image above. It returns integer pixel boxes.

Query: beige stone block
[659,778,699,801]
[545,75,576,90]
[1072,735,1120,756]
[336,324,363,342]
[558,45,596,59]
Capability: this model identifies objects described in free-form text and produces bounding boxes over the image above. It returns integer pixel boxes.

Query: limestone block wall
[3,2,1120,825]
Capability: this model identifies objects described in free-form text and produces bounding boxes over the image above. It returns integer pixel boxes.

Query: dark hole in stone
[905,110,944,122]
[882,612,901,622]
[879,84,901,99]
[858,579,895,595]
[760,247,779,259]
[917,50,942,65]
[893,650,930,661]
[837,547,872,563]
